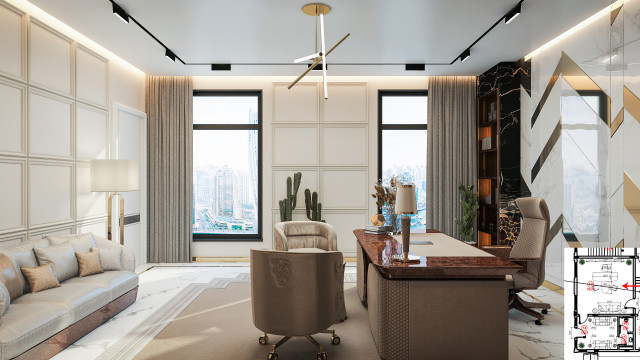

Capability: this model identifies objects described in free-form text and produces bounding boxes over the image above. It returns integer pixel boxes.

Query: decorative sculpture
[278,172,302,222]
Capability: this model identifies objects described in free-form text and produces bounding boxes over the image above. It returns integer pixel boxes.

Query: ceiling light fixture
[211,64,231,71]
[504,3,521,24]
[405,64,426,71]
[288,3,351,99]
[112,2,129,23]
[165,49,176,62]
[460,49,471,62]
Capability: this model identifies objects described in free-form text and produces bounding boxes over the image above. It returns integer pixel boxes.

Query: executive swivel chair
[507,197,552,325]
[250,249,343,360]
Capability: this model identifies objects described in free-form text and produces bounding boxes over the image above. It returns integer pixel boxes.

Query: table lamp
[90,160,139,245]
[393,184,417,263]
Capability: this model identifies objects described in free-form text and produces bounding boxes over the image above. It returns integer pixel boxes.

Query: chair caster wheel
[331,335,341,345]
[535,320,542,326]
[541,309,548,314]
[317,352,327,360]
[268,352,278,360]
[259,335,269,345]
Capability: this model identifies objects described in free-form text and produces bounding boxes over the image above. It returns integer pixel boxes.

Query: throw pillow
[91,247,123,271]
[0,282,10,317]
[0,243,38,294]
[21,264,60,293]
[33,241,78,282]
[0,254,22,300]
[76,251,104,277]
[47,233,96,253]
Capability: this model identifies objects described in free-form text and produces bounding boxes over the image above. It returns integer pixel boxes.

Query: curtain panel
[146,76,193,263]
[426,76,477,239]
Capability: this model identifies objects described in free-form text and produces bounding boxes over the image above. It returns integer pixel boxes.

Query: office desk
[354,229,520,360]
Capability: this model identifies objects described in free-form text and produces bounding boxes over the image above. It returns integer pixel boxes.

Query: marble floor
[51,264,565,360]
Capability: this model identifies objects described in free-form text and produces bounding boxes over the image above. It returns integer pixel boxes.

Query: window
[378,91,428,231]
[192,91,262,241]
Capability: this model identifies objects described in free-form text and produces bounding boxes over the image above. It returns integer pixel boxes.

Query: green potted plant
[455,184,479,244]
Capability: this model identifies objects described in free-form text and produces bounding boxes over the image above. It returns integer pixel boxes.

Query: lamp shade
[395,184,417,215]
[90,160,139,192]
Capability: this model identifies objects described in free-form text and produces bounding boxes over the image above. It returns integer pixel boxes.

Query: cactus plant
[304,189,323,222]
[278,172,302,222]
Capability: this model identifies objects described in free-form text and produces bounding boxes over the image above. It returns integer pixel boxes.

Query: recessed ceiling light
[505,3,521,24]
[460,49,471,62]
[165,49,176,62]
[405,64,426,71]
[112,2,129,23]
[211,64,231,71]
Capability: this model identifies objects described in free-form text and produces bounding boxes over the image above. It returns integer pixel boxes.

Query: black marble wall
[477,60,531,243]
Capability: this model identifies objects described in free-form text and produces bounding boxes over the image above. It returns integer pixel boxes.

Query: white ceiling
[27,0,613,76]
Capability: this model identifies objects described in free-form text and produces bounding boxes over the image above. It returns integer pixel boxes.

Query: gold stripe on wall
[610,3,623,25]
[624,171,640,226]
[624,86,640,123]
[611,108,624,137]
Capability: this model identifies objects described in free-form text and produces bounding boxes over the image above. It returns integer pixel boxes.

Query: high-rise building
[212,165,235,218]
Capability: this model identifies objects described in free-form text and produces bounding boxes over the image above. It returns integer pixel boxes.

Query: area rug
[98,274,378,360]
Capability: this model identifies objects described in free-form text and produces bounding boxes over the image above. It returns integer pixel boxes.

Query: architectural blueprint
[565,248,640,359]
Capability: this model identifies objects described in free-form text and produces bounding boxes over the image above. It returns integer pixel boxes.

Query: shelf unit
[477,89,500,247]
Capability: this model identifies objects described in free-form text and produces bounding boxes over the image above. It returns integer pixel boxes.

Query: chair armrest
[93,235,136,272]
[273,225,288,251]
[509,257,541,261]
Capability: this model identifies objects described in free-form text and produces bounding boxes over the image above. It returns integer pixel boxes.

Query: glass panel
[382,96,427,124]
[193,96,258,124]
[193,130,258,235]
[381,129,427,231]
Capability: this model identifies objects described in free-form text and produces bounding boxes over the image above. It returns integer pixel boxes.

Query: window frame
[192,90,263,242]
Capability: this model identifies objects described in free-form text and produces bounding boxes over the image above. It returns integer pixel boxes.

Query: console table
[354,229,520,360]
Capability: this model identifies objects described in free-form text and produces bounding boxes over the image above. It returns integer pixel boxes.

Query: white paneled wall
[272,82,369,255]
[0,0,114,245]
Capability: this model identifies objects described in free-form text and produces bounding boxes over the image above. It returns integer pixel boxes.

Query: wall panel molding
[76,44,108,109]
[320,124,368,166]
[272,124,319,166]
[28,159,74,228]
[0,77,26,156]
[273,82,319,123]
[0,157,27,235]
[322,82,368,123]
[28,18,74,97]
[0,1,25,82]
[28,87,74,160]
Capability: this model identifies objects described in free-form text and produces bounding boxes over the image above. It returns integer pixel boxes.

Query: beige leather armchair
[274,221,337,251]
[251,249,343,360]
[507,197,552,325]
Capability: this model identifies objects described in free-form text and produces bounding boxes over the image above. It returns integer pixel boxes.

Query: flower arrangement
[372,176,402,234]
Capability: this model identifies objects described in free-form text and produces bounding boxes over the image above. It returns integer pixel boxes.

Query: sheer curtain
[146,76,193,262]
[426,76,477,238]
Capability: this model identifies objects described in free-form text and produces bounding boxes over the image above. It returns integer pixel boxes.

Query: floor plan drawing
[565,248,640,360]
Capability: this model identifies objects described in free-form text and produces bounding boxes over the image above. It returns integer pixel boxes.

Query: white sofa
[0,233,138,360]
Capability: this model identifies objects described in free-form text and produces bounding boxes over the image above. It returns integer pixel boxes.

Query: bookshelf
[477,88,500,247]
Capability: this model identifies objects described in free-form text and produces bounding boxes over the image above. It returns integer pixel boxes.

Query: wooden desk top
[354,229,521,280]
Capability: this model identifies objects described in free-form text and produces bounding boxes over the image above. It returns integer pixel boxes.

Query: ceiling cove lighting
[460,49,471,62]
[112,2,129,23]
[524,0,626,60]
[504,3,521,24]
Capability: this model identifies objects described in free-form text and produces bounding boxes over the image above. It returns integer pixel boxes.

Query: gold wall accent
[615,239,624,248]
[624,171,640,225]
[624,86,640,123]
[611,108,624,136]
[610,3,622,25]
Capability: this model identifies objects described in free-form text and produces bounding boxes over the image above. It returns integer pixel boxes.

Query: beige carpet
[132,283,379,360]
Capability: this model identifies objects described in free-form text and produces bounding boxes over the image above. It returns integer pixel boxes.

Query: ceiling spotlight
[505,3,521,24]
[165,49,176,62]
[112,2,129,23]
[405,64,425,71]
[460,48,470,62]
[211,64,231,71]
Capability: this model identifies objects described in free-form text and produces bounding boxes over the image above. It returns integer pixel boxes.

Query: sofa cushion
[63,270,138,300]
[21,264,61,293]
[33,242,78,282]
[0,282,9,317]
[0,243,38,294]
[47,233,96,253]
[76,251,103,277]
[11,282,110,324]
[0,254,22,301]
[0,303,70,359]
[91,246,122,271]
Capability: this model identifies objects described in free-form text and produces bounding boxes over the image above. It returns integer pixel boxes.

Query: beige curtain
[426,76,477,238]
[146,76,193,263]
